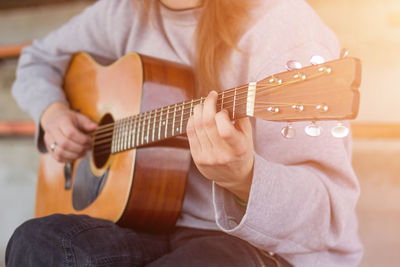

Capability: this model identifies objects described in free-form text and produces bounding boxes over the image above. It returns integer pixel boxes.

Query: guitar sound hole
[93,113,114,169]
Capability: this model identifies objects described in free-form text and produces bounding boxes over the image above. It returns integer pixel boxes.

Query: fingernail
[208,90,217,97]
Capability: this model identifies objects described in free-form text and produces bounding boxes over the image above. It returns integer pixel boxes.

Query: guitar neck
[93,56,361,155]
[97,85,251,154]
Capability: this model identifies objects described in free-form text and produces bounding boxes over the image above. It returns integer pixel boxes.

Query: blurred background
[0,0,399,266]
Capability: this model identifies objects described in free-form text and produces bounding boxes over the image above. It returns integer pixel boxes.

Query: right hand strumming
[40,102,98,163]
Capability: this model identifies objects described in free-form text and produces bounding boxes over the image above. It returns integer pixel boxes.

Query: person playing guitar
[6,0,362,266]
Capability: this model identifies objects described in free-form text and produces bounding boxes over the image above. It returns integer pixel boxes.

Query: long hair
[194,0,252,95]
[140,0,253,96]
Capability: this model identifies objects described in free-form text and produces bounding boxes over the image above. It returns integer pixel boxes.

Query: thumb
[236,117,252,138]
[74,113,98,132]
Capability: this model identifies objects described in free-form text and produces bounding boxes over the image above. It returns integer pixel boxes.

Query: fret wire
[120,118,124,151]
[132,115,136,148]
[119,118,123,152]
[180,102,184,134]
[121,117,127,151]
[132,114,137,148]
[111,120,116,153]
[152,108,157,142]
[122,117,129,150]
[232,88,237,119]
[114,119,118,152]
[146,112,151,144]
[221,91,225,110]
[123,117,128,151]
[141,112,146,145]
[127,116,132,150]
[190,99,194,116]
[172,104,177,136]
[116,119,121,152]
[165,106,170,139]
[158,107,163,141]
[136,113,141,147]
[120,117,126,152]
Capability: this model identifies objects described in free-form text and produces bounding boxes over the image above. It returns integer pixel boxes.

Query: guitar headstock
[248,55,361,138]
[252,57,361,122]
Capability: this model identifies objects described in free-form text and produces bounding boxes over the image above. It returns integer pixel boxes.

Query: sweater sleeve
[11,0,133,152]
[212,1,360,256]
[212,120,360,254]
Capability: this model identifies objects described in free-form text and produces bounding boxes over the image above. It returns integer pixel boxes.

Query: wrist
[234,194,248,206]
[40,102,69,128]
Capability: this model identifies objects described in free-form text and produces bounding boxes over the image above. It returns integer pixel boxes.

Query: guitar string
[92,69,327,136]
[92,70,320,135]
[92,103,251,150]
[92,92,340,156]
[91,104,282,156]
[92,95,273,146]
[92,80,289,138]
[91,103,284,157]
[92,80,307,144]
[92,87,242,135]
[92,106,253,156]
[91,70,330,154]
[93,78,268,131]
[91,97,307,148]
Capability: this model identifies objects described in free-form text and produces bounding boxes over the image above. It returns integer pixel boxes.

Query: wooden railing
[0,43,30,59]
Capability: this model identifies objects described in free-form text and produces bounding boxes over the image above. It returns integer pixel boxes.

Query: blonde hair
[195,0,252,95]
[139,0,253,96]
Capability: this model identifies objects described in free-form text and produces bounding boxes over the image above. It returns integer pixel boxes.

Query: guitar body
[35,53,195,232]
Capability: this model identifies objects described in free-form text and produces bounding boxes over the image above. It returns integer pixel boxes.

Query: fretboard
[103,86,251,154]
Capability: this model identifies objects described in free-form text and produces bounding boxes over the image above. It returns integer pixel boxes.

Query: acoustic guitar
[35,52,361,232]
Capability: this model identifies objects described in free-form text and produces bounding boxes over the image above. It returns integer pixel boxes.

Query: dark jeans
[6,214,292,267]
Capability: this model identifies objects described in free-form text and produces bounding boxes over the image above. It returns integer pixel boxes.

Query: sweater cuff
[212,153,275,233]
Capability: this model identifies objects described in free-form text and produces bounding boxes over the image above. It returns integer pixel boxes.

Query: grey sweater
[12,0,363,266]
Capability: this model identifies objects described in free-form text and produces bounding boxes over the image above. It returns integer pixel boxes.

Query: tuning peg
[305,122,322,137]
[285,60,302,71]
[292,104,304,112]
[340,49,349,58]
[331,122,349,138]
[310,55,325,65]
[267,106,280,114]
[269,77,283,84]
[281,123,296,139]
[316,104,329,113]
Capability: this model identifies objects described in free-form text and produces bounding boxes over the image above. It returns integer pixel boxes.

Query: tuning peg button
[281,123,296,139]
[285,60,302,71]
[305,122,322,137]
[340,49,349,58]
[316,104,329,112]
[331,122,350,138]
[310,55,325,65]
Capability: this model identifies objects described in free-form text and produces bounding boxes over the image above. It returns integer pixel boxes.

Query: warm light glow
[308,0,400,125]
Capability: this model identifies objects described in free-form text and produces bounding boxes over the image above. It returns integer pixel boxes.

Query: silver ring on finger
[50,142,57,152]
